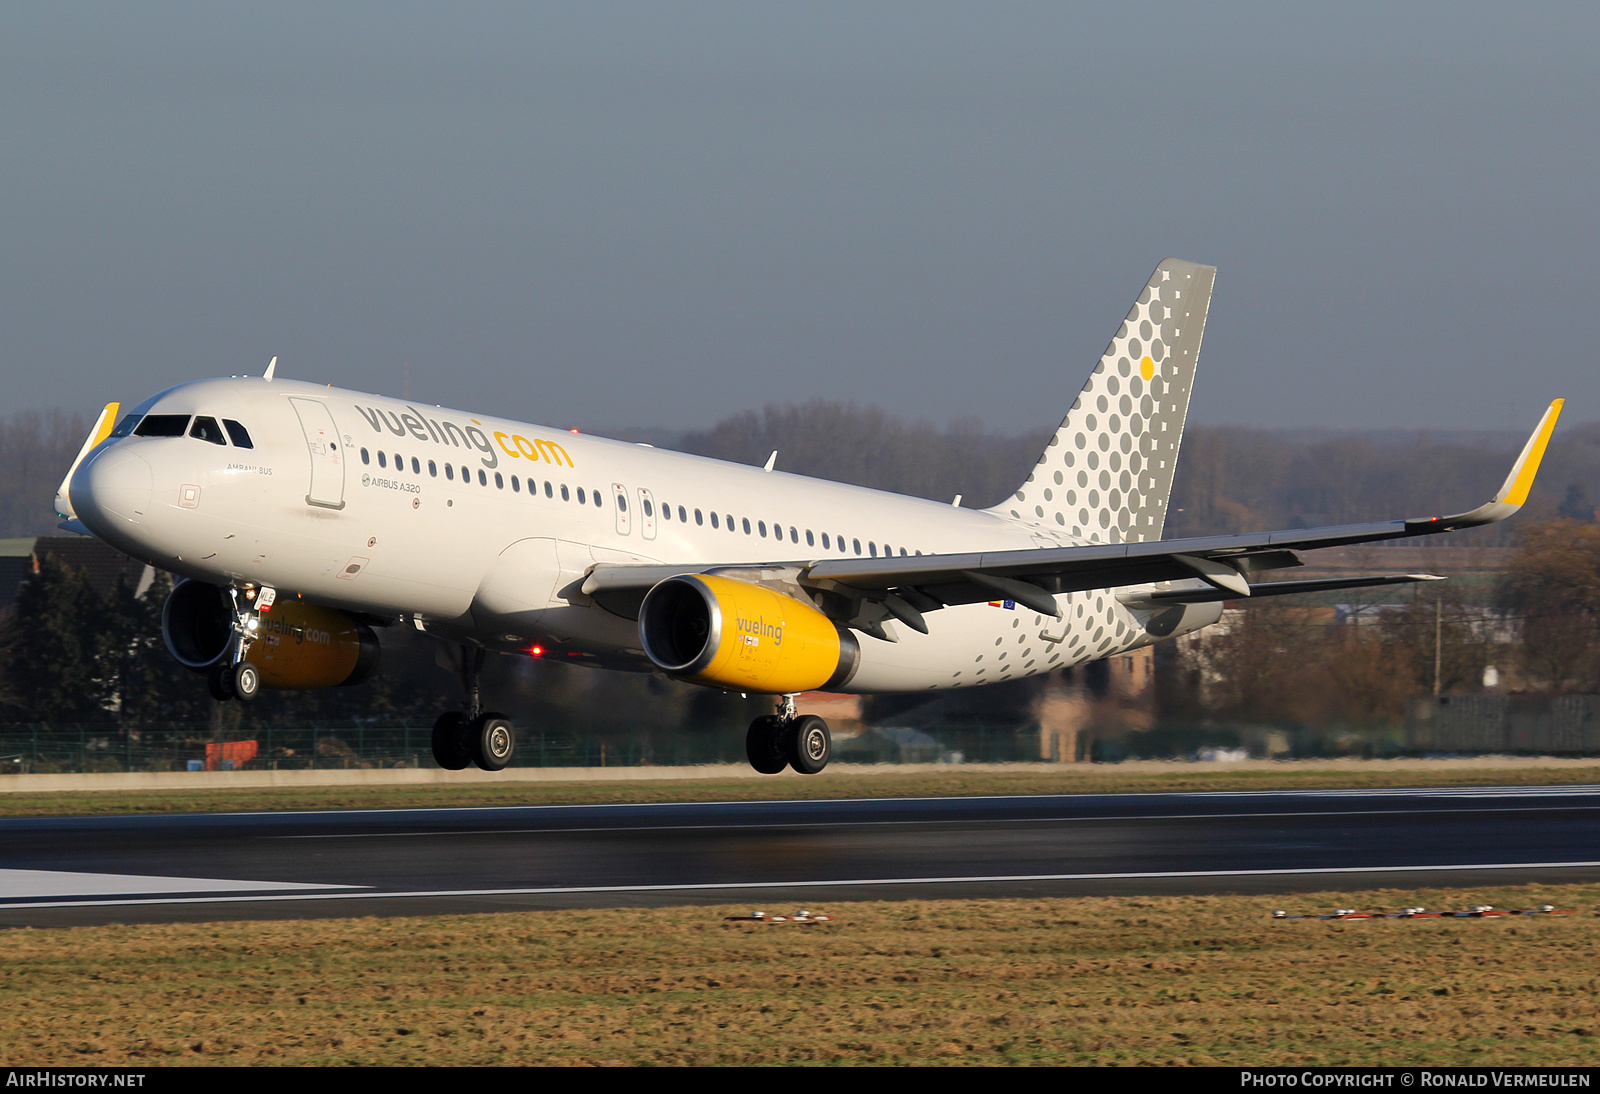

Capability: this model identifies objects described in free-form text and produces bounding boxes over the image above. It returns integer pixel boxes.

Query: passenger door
[612,483,631,536]
[288,398,345,510]
[636,487,658,541]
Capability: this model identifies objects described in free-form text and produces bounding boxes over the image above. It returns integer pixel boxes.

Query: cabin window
[726,514,734,532]
[806,530,815,547]
[791,527,800,544]
[478,469,487,486]
[412,457,421,474]
[361,448,371,465]
[757,521,766,537]
[820,533,828,549]
[853,538,861,555]
[222,420,253,448]
[511,475,520,492]
[618,494,628,512]
[544,481,553,498]
[681,506,689,523]
[109,415,141,439]
[869,542,877,557]
[395,453,403,469]
[577,487,586,504]
[494,472,503,489]
[743,518,751,535]
[445,464,454,481]
[378,452,387,468]
[593,489,602,507]
[642,499,651,517]
[428,460,437,477]
[709,512,718,529]
[561,484,570,501]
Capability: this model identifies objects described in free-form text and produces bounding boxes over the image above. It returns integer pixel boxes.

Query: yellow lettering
[514,435,539,460]
[494,431,520,458]
[535,439,574,468]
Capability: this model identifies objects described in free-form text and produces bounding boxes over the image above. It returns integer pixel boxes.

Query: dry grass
[3,885,1598,1066]
[5,763,1600,818]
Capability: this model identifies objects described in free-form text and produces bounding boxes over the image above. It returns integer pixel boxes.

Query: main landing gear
[746,695,831,775]
[430,644,517,772]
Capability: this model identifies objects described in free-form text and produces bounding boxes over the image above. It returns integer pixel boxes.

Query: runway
[2,783,1599,926]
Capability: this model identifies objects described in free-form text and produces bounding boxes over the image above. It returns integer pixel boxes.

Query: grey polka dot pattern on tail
[994,258,1215,545]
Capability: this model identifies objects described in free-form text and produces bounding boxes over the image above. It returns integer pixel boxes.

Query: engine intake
[639,574,858,694]
[162,580,234,669]
[162,580,380,689]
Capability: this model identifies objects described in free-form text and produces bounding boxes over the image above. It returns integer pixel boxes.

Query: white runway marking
[0,869,360,900]
[2,860,1597,910]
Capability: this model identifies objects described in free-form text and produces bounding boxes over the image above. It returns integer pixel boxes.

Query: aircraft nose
[73,447,153,531]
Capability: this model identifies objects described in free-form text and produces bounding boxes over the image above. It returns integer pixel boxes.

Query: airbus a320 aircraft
[57,259,1562,775]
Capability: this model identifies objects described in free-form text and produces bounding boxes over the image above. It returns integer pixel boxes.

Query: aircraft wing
[584,399,1561,631]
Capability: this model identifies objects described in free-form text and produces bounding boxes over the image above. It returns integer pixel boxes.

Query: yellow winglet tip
[89,402,120,448]
[1498,398,1564,507]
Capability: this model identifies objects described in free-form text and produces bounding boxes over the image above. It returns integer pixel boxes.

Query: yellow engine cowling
[638,574,859,694]
[243,598,381,690]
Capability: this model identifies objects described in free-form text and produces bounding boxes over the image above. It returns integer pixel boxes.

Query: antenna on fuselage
[763,451,777,472]
[264,356,278,381]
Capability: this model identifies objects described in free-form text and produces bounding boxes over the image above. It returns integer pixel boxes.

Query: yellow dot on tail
[1140,356,1155,381]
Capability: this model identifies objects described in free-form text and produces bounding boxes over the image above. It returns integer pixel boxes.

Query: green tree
[6,553,106,722]
[1496,520,1600,691]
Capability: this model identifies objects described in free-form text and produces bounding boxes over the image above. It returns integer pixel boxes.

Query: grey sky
[2,3,1595,435]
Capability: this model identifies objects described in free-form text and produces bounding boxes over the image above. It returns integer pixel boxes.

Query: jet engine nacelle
[639,574,859,694]
[162,580,381,689]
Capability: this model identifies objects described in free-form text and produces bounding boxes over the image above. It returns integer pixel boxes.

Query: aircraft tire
[785,715,831,775]
[232,661,261,702]
[207,664,235,702]
[745,716,789,774]
[431,712,472,771]
[470,712,516,772]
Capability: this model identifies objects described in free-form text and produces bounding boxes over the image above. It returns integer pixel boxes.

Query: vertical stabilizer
[990,258,1215,543]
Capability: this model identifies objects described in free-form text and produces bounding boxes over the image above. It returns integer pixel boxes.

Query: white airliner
[57,259,1562,775]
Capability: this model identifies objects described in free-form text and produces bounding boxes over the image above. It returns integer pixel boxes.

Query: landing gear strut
[429,644,517,772]
[745,695,831,775]
[206,585,269,703]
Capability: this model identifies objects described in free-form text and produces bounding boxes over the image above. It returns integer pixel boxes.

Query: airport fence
[0,720,1060,774]
[0,721,760,774]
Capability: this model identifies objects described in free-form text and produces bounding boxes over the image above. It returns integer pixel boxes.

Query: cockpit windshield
[190,416,227,445]
[223,419,253,449]
[123,412,254,448]
[133,414,191,437]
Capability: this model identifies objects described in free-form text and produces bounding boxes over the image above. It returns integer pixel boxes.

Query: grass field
[2,885,1596,1065]
[3,762,1600,818]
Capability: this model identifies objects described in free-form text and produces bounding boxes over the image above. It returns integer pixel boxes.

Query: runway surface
[2,783,1598,925]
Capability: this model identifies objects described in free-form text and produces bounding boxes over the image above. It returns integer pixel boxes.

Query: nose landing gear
[205,585,270,703]
[745,696,832,774]
[429,644,517,772]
